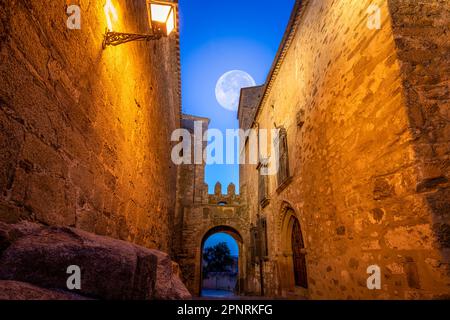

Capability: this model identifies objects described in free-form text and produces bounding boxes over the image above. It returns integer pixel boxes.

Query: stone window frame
[258,159,270,208]
[255,123,264,168]
[275,127,293,193]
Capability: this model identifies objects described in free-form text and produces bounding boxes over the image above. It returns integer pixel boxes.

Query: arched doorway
[279,207,308,296]
[199,226,243,298]
[291,219,308,288]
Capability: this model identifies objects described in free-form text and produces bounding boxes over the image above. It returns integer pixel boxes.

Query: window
[258,162,269,208]
[276,127,290,188]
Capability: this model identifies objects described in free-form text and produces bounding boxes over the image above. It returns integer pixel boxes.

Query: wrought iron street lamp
[103,0,177,49]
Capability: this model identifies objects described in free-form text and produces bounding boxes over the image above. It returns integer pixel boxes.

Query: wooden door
[291,219,308,288]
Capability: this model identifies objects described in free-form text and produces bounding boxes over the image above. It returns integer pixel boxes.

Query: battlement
[207,182,241,206]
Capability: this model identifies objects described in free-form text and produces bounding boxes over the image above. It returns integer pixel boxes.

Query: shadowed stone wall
[388,0,450,257]
[239,0,449,299]
[0,0,181,252]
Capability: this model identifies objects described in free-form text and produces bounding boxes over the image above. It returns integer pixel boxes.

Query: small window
[218,201,227,206]
[276,128,290,187]
[258,163,269,208]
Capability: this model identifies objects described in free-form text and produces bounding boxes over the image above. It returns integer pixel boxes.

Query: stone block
[384,224,435,250]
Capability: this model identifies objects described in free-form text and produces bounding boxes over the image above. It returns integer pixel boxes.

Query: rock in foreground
[0,280,90,300]
[0,222,191,300]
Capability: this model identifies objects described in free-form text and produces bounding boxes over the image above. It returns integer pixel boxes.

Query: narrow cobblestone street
[0,0,449,301]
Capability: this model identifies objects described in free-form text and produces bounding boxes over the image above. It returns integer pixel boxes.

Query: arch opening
[200,226,243,298]
[279,208,308,294]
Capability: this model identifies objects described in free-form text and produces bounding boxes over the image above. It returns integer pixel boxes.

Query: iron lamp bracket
[102,29,163,49]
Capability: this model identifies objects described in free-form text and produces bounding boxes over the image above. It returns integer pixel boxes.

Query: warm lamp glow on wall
[103,0,177,49]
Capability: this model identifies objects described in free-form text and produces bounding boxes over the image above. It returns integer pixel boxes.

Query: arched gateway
[200,226,244,296]
[174,191,249,296]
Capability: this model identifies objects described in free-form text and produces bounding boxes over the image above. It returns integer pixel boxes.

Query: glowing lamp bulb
[148,1,176,36]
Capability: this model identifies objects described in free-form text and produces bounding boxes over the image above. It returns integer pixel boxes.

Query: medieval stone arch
[198,225,245,296]
[277,202,309,297]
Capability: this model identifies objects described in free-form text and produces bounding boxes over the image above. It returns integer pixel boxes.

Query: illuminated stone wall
[240,0,449,299]
[0,0,181,252]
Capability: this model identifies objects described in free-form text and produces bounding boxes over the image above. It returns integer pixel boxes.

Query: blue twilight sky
[179,0,296,194]
[204,233,239,257]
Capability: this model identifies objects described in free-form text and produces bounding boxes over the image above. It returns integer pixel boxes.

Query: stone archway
[199,226,244,296]
[278,206,309,297]
[174,195,249,297]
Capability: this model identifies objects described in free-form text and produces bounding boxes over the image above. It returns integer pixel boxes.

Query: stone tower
[174,115,248,296]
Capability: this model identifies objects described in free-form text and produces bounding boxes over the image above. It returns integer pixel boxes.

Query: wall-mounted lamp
[103,0,177,49]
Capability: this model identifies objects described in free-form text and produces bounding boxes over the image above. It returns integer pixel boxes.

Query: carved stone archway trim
[276,202,309,297]
[276,201,297,251]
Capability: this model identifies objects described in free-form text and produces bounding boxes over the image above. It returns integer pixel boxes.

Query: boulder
[0,280,90,300]
[0,222,191,300]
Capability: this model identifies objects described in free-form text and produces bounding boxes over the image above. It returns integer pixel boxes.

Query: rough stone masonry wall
[239,134,261,295]
[244,0,449,299]
[388,0,450,258]
[0,0,181,252]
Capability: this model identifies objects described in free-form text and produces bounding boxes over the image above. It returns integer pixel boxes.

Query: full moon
[215,70,256,111]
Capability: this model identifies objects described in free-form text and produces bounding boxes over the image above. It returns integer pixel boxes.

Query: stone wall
[203,273,238,292]
[388,0,450,256]
[0,0,181,252]
[239,0,449,299]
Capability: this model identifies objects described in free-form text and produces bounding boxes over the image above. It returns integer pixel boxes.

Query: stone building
[173,114,249,296]
[0,0,181,253]
[239,0,450,299]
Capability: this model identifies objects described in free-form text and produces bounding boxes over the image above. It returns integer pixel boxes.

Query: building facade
[0,0,181,253]
[239,0,450,299]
